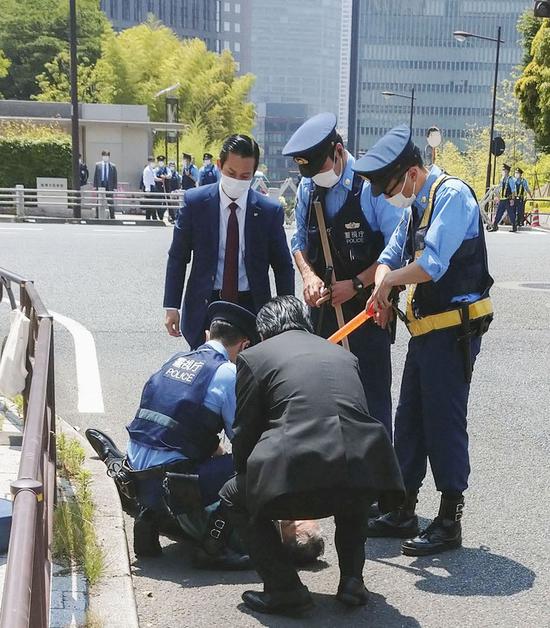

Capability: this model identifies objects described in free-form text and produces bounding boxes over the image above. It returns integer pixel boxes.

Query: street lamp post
[69,0,80,218]
[381,87,416,131]
[453,27,503,193]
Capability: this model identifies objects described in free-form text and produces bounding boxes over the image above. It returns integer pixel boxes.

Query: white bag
[0,308,30,397]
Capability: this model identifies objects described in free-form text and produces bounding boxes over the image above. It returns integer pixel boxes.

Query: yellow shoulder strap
[406,174,450,321]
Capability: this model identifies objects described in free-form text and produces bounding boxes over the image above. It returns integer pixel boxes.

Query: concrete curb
[57,418,139,628]
[0,215,164,226]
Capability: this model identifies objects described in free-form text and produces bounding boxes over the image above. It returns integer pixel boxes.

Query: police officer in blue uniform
[86,301,258,569]
[490,163,517,232]
[283,112,403,436]
[181,152,199,190]
[198,152,221,186]
[514,167,533,227]
[353,125,494,556]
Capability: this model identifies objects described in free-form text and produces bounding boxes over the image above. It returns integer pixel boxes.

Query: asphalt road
[1,222,549,627]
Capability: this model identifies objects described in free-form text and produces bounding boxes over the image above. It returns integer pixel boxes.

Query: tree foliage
[38,18,256,155]
[0,0,110,100]
[515,16,550,150]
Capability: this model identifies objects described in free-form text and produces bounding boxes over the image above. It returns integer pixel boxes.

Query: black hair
[256,296,313,340]
[219,134,260,171]
[209,320,247,345]
[287,535,325,566]
[156,155,166,161]
[101,149,110,156]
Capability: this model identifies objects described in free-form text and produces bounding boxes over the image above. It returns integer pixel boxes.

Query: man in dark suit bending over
[219,296,404,616]
[164,134,294,349]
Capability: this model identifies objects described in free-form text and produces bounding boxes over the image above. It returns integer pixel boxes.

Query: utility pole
[69,0,81,218]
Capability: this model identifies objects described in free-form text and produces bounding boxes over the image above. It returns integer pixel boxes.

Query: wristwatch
[352,276,365,293]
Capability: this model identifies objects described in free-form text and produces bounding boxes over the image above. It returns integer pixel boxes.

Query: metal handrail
[0,269,55,628]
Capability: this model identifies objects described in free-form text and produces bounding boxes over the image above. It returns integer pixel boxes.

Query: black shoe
[193,546,251,570]
[336,577,369,607]
[85,428,125,462]
[487,224,498,232]
[512,224,518,232]
[366,491,419,538]
[133,509,162,558]
[242,587,313,616]
[401,495,463,557]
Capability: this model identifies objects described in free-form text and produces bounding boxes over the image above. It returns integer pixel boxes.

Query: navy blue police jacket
[163,183,295,349]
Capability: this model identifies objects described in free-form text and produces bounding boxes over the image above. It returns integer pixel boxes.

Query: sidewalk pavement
[0,398,138,628]
[0,212,166,226]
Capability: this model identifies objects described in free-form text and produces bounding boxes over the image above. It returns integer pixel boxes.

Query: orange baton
[328,305,375,345]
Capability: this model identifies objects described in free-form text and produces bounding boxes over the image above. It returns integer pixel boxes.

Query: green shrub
[0,122,71,188]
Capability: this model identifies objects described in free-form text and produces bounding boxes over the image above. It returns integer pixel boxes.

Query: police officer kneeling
[218,296,404,615]
[86,301,257,569]
[353,125,494,556]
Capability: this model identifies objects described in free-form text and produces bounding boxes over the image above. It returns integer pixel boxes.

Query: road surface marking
[92,229,147,233]
[0,227,43,231]
[1,298,104,414]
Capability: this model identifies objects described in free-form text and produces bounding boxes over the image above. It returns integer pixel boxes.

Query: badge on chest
[344,221,366,245]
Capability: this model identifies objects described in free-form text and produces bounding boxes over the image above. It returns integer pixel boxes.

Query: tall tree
[0,0,110,100]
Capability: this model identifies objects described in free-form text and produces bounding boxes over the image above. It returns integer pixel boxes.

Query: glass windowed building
[349,0,529,152]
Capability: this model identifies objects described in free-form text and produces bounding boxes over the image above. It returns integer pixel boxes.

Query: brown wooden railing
[0,269,56,628]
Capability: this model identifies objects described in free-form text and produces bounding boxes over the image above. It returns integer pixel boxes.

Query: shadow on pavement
[236,592,420,627]
[366,542,536,597]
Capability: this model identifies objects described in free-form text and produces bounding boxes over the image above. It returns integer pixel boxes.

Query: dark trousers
[394,328,481,494]
[310,304,393,438]
[516,199,526,226]
[219,474,368,593]
[494,199,516,226]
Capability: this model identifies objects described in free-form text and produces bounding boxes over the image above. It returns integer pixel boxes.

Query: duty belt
[404,297,494,337]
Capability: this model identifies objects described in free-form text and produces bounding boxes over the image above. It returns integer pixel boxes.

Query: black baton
[459,303,473,385]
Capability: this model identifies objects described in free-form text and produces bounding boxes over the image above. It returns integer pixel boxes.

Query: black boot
[133,508,162,557]
[242,586,313,616]
[401,495,463,556]
[193,507,251,571]
[366,491,419,538]
[85,428,125,463]
[336,577,370,607]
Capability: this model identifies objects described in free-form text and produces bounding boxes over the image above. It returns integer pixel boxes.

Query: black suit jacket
[93,161,118,191]
[232,330,404,518]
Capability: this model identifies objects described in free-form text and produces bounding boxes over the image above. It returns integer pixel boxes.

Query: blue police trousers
[494,199,517,226]
[394,327,482,494]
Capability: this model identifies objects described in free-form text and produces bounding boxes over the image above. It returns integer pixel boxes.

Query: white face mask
[311,152,343,188]
[204,159,212,166]
[386,172,416,209]
[102,155,109,162]
[158,160,165,167]
[221,174,251,199]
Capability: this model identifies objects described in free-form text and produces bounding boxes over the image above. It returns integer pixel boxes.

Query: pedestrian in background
[155,155,171,222]
[181,153,199,190]
[167,161,182,223]
[514,167,533,227]
[163,134,294,348]
[198,152,220,186]
[490,163,516,232]
[142,156,160,221]
[79,154,89,187]
[93,150,118,219]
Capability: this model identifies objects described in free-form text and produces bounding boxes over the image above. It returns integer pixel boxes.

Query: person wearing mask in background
[155,155,171,222]
[93,149,118,219]
[79,154,89,187]
[181,153,200,190]
[163,134,294,349]
[198,152,221,186]
[167,161,182,223]
[142,156,160,221]
[282,112,403,438]
[514,167,533,227]
[489,164,516,232]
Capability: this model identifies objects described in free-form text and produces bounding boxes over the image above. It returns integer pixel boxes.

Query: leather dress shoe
[336,577,369,607]
[85,428,125,462]
[401,516,461,556]
[367,510,419,538]
[242,586,313,616]
[193,546,251,571]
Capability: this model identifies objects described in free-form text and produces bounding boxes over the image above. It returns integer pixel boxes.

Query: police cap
[502,163,511,172]
[156,155,166,161]
[207,301,259,345]
[282,112,340,178]
[353,125,421,196]
[203,152,214,160]
[516,167,524,175]
[182,152,192,160]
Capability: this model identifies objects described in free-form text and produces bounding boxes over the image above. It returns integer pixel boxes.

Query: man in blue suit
[164,134,295,348]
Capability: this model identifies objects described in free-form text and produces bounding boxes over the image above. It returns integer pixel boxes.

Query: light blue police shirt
[378,165,481,303]
[198,164,221,183]
[291,153,403,254]
[515,177,531,195]
[182,164,200,183]
[127,340,236,470]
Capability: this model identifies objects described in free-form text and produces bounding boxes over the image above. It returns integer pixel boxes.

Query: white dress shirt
[214,184,249,291]
[142,165,156,191]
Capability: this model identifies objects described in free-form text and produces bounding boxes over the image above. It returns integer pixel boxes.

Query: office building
[249,0,343,181]
[348,0,529,153]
